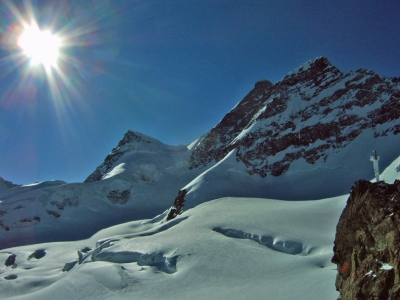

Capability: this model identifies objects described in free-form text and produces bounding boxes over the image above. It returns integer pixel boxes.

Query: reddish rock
[332,180,400,299]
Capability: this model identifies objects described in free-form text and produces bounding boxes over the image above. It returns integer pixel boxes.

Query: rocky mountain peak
[286,56,334,75]
[118,130,158,146]
[118,130,147,147]
[253,79,273,90]
[332,179,400,299]
[280,56,340,87]
[189,57,400,187]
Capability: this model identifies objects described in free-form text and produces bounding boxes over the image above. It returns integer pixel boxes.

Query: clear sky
[1,0,400,185]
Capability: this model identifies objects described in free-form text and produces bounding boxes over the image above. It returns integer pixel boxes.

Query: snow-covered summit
[85,130,186,183]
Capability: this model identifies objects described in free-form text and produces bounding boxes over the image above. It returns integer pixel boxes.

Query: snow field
[1,195,347,299]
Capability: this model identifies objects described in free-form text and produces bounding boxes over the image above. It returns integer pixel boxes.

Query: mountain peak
[116,130,162,150]
[188,56,400,199]
[84,130,164,183]
[305,56,332,70]
[282,56,340,85]
[297,56,332,73]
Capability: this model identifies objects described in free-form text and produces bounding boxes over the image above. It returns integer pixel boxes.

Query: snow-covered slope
[1,156,399,299]
[0,131,201,249]
[0,180,66,201]
[2,116,400,300]
[0,195,346,300]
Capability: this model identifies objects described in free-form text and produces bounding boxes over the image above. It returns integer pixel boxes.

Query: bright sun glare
[18,24,61,68]
[3,0,108,109]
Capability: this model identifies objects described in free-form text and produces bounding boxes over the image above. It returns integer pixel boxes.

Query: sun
[18,24,61,68]
[2,0,116,114]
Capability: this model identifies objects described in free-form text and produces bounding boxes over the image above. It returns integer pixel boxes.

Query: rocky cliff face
[332,179,400,299]
[190,57,400,177]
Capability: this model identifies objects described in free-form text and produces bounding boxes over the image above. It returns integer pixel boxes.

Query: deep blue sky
[1,0,400,184]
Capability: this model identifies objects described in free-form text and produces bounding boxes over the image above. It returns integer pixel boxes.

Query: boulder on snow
[332,179,400,299]
[167,189,187,221]
[4,254,16,267]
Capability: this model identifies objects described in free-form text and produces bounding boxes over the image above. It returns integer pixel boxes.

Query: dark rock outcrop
[50,198,79,210]
[5,254,16,267]
[28,249,46,260]
[46,209,61,218]
[332,179,400,299]
[167,189,187,221]
[107,189,130,205]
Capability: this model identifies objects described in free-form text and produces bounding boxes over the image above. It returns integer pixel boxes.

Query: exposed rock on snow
[46,209,61,218]
[4,254,16,267]
[167,189,187,221]
[27,249,46,260]
[332,179,400,299]
[107,189,131,205]
[50,198,79,210]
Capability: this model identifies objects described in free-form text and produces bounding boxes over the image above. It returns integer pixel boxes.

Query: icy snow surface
[1,195,346,300]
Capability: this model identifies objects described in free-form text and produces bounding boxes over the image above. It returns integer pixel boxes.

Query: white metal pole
[370,150,380,182]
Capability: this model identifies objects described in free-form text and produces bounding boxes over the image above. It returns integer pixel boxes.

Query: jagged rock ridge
[332,179,400,299]
[190,57,400,177]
